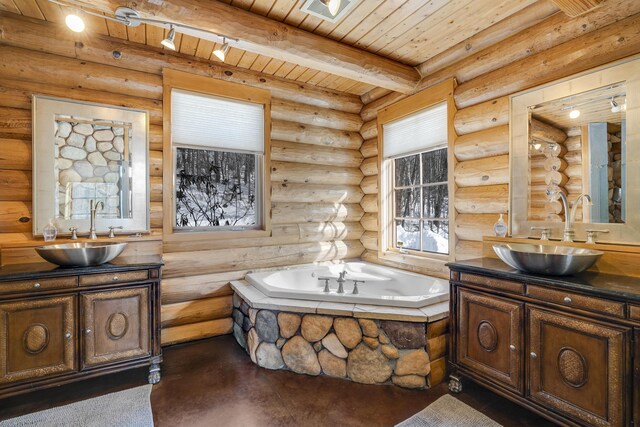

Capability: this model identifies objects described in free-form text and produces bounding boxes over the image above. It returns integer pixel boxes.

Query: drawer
[526,285,625,318]
[0,276,78,294]
[628,305,640,321]
[459,273,524,295]
[79,270,149,286]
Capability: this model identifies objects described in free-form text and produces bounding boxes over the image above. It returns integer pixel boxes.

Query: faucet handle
[69,227,78,240]
[318,277,332,293]
[585,229,609,244]
[352,280,365,295]
[108,225,124,238]
[531,227,552,241]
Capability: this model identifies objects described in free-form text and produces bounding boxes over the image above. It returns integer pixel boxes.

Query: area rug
[396,394,502,427]
[0,385,153,427]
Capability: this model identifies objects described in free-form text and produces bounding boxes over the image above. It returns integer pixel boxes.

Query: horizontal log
[149,151,162,177]
[161,318,233,346]
[271,140,362,168]
[360,175,378,194]
[564,150,582,164]
[272,203,364,224]
[545,171,569,186]
[454,155,509,187]
[456,213,508,241]
[453,97,509,135]
[360,92,406,123]
[161,295,233,328]
[0,107,30,136]
[0,169,30,201]
[360,213,378,232]
[360,87,393,106]
[566,177,584,192]
[564,136,582,151]
[565,164,582,177]
[150,176,162,203]
[0,46,161,100]
[150,202,163,229]
[454,13,640,108]
[149,125,163,152]
[162,272,238,305]
[455,240,483,261]
[360,120,378,140]
[0,201,31,233]
[270,161,363,186]
[361,231,378,251]
[0,77,163,125]
[360,139,378,159]
[454,125,509,161]
[162,240,365,277]
[530,118,567,143]
[0,138,30,170]
[455,185,509,214]
[360,157,378,176]
[271,183,364,204]
[271,99,362,132]
[360,194,378,213]
[544,157,568,172]
[0,12,362,113]
[271,120,362,150]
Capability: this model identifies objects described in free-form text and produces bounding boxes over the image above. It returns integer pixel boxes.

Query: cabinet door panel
[82,287,150,368]
[457,289,524,393]
[528,307,629,427]
[0,296,75,384]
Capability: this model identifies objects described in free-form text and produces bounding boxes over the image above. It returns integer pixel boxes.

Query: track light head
[65,13,85,32]
[161,26,176,50]
[319,0,341,16]
[213,39,231,62]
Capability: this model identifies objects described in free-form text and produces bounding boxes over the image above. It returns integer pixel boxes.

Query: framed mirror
[33,96,149,236]
[510,56,640,244]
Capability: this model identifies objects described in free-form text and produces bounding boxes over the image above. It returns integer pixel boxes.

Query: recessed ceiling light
[569,109,580,119]
[65,13,85,32]
[320,0,341,16]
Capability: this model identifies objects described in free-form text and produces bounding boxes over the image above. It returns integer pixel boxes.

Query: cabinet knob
[33,282,41,288]
[85,329,92,334]
[563,296,572,304]
[65,332,72,340]
[509,345,516,351]
[530,352,538,359]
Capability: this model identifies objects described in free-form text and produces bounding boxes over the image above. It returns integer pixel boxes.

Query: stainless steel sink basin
[493,243,603,276]
[35,242,128,267]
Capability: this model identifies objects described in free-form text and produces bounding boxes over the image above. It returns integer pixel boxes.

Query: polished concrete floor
[0,335,555,426]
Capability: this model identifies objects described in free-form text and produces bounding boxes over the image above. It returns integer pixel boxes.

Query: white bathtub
[245,262,449,308]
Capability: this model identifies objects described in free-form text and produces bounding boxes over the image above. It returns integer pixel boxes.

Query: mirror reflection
[527,83,626,224]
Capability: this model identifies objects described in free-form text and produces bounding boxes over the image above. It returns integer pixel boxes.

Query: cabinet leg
[448,374,463,393]
[148,357,161,385]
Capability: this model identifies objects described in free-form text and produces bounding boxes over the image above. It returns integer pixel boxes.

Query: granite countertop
[0,257,163,281]
[447,258,640,303]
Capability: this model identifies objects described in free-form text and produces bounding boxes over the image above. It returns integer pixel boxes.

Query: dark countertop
[448,258,640,303]
[0,258,163,281]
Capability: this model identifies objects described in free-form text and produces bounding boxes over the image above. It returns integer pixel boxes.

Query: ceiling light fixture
[569,109,580,119]
[610,97,625,113]
[319,0,341,16]
[65,12,85,32]
[161,25,177,50]
[213,38,231,62]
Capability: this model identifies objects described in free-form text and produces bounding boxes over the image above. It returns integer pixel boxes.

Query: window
[378,80,455,263]
[163,70,271,237]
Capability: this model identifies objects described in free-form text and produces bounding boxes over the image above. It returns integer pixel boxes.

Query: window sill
[379,249,451,272]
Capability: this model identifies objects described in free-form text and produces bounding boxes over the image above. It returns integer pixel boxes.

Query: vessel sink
[493,243,603,276]
[35,242,128,267]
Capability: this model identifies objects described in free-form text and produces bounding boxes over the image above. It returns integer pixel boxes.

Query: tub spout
[336,271,347,294]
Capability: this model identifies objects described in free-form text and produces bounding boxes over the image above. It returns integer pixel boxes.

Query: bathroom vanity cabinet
[0,262,162,398]
[449,258,638,427]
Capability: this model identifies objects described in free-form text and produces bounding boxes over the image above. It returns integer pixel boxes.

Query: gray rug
[396,394,502,427]
[0,385,153,427]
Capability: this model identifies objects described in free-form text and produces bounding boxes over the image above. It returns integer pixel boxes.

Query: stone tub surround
[230,291,450,390]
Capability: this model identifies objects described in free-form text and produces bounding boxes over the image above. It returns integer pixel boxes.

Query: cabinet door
[0,296,76,384]
[81,287,150,368]
[457,289,524,393]
[528,307,630,427]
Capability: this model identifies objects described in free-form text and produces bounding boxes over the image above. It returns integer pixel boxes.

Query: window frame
[162,69,271,241]
[377,79,457,268]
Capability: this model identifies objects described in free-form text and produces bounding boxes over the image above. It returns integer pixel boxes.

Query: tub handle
[352,280,365,295]
[318,277,333,293]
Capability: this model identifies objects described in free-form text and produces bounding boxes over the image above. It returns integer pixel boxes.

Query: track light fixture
[319,0,341,16]
[213,38,231,62]
[161,25,177,50]
[610,97,626,113]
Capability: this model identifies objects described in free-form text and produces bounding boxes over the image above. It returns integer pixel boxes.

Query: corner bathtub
[245,262,449,308]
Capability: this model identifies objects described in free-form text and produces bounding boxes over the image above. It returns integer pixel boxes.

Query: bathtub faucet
[336,271,347,294]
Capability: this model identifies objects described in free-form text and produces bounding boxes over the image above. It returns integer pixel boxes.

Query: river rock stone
[380,320,426,349]
[60,146,87,160]
[232,308,244,326]
[282,336,321,375]
[233,323,246,350]
[313,341,323,352]
[240,301,250,316]
[395,349,431,376]
[94,166,109,177]
[232,293,241,308]
[94,129,115,141]
[363,336,379,349]
[321,333,348,358]
[301,315,332,342]
[113,126,124,136]
[347,344,392,384]
[249,308,258,325]
[358,319,379,337]
[381,344,400,359]
[334,318,362,349]
[97,142,113,152]
[57,158,73,170]
[59,168,81,186]
[73,123,94,136]
[277,312,301,339]
[242,316,253,332]
[246,328,259,363]
[87,152,107,166]
[104,172,120,183]
[255,310,279,343]
[104,151,122,161]
[378,331,390,344]
[113,136,124,153]
[392,375,426,389]
[85,136,97,152]
[318,349,346,378]
[256,343,284,370]
[57,121,72,138]
[276,338,286,349]
[66,132,85,147]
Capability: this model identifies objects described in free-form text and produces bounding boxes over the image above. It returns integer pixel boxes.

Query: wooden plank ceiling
[1,0,541,96]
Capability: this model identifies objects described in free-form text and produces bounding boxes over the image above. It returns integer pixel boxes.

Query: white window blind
[171,89,265,153]
[383,102,447,159]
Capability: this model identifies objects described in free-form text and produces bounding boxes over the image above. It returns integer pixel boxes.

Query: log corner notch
[61,0,422,94]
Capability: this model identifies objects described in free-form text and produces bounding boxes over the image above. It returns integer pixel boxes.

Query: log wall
[0,13,365,345]
[358,6,640,271]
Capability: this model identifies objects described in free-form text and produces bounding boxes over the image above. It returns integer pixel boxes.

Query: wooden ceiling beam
[61,0,421,93]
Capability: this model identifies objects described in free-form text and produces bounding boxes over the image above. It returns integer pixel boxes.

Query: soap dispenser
[493,214,508,238]
[43,218,58,242]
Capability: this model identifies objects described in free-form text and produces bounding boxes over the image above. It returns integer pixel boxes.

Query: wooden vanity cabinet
[0,263,162,398]
[450,267,635,427]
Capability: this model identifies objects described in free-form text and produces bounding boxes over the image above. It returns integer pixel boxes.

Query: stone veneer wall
[232,293,449,389]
